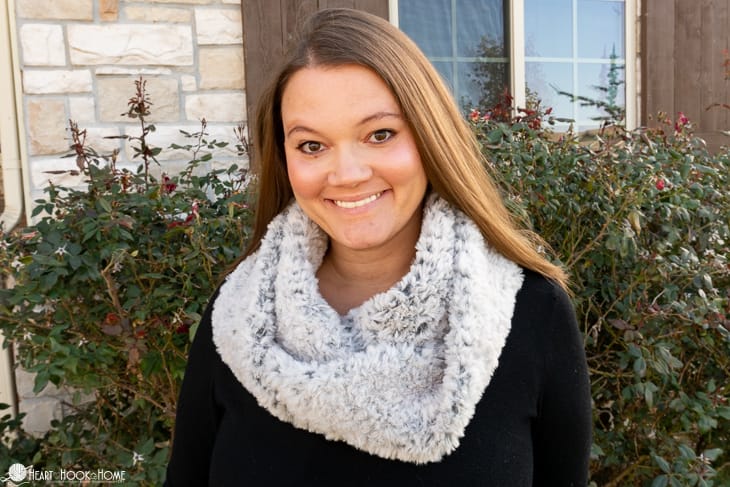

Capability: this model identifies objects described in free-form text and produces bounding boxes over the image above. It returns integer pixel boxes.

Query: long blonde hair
[239,8,568,290]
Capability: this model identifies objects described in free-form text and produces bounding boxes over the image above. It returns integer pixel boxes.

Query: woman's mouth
[332,192,383,209]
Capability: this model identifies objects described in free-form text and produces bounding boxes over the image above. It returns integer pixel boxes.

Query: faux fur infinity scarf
[212,195,524,463]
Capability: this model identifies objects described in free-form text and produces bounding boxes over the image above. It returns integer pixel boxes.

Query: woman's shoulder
[512,268,576,332]
[516,268,571,305]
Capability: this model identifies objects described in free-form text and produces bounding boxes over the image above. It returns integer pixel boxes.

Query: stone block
[16,0,93,20]
[195,8,242,45]
[185,93,246,122]
[20,24,66,66]
[23,69,93,94]
[124,125,190,162]
[85,127,123,155]
[145,0,212,3]
[69,96,96,123]
[30,157,87,189]
[95,67,173,76]
[13,361,94,436]
[123,123,241,162]
[19,395,65,436]
[14,367,62,398]
[26,98,68,156]
[100,0,119,21]
[68,25,193,66]
[98,77,180,122]
[201,123,246,160]
[211,159,249,177]
[181,75,197,91]
[199,46,244,90]
[123,5,192,23]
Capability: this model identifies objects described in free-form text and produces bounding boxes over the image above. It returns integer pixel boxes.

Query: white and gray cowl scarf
[212,194,524,464]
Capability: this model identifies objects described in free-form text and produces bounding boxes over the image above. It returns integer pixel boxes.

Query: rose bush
[471,104,730,486]
[0,79,253,482]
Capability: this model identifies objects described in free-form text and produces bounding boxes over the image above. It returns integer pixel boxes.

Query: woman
[165,8,591,486]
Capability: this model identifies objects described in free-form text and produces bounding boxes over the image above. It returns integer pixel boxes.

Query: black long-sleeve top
[165,270,592,486]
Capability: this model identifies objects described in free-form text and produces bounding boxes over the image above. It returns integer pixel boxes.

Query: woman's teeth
[333,192,382,209]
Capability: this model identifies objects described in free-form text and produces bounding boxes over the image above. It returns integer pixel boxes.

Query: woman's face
[281,64,428,253]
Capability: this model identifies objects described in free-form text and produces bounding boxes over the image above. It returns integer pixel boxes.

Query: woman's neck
[316,227,420,315]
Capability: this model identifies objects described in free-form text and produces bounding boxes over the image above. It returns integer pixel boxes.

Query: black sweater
[165,271,592,486]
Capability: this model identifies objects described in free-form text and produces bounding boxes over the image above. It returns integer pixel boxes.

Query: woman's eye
[369,129,394,144]
[298,141,324,154]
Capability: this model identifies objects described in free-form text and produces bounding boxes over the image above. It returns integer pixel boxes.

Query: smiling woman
[165,8,592,486]
[282,65,428,312]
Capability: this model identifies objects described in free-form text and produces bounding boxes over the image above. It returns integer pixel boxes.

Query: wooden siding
[642,0,730,152]
[241,0,389,130]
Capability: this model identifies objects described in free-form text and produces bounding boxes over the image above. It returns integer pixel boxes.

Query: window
[396,0,509,110]
[392,0,636,131]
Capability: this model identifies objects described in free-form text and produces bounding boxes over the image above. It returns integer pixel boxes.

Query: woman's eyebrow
[357,111,402,125]
[286,124,322,139]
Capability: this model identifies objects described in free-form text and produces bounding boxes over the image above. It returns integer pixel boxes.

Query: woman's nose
[327,147,373,186]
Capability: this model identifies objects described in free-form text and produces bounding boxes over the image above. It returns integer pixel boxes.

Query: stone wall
[13,0,246,435]
[17,0,247,203]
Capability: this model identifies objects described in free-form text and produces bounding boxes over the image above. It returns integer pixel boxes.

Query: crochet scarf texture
[212,195,524,463]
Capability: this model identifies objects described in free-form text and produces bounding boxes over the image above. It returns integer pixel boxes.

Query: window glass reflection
[459,61,509,109]
[578,1,625,58]
[456,0,506,58]
[399,0,508,112]
[576,62,625,124]
[525,0,572,57]
[526,62,574,121]
[399,0,452,58]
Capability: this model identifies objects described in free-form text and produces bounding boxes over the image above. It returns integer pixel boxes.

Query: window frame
[389,0,637,129]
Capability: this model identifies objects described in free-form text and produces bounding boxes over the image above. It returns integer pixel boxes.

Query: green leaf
[140,273,167,279]
[33,371,50,394]
[697,415,717,433]
[188,321,200,343]
[634,356,647,377]
[40,272,60,290]
[487,128,503,144]
[68,255,82,270]
[702,448,723,462]
[97,197,113,213]
[136,436,155,455]
[717,406,730,420]
[678,444,696,459]
[644,385,654,408]
[62,449,75,465]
